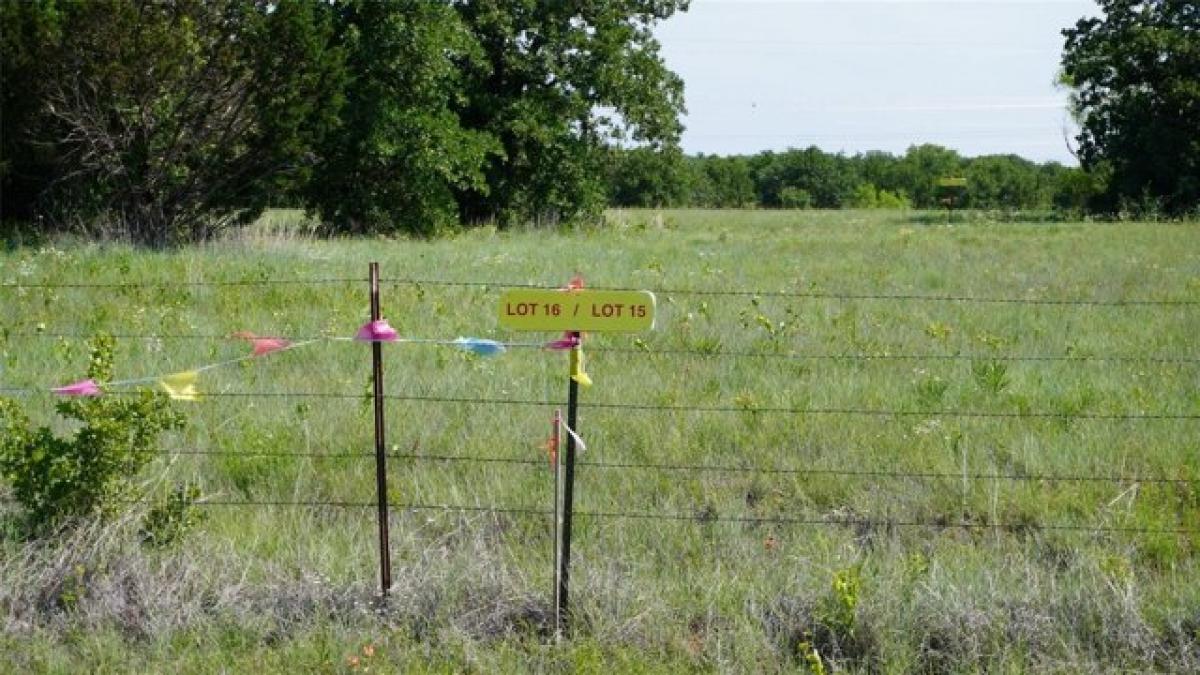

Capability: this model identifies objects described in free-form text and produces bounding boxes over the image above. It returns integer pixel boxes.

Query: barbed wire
[384,278,1198,307]
[5,331,1197,365]
[160,448,1198,486]
[0,278,361,289]
[3,387,1196,421]
[5,495,1189,536]
[580,400,1200,420]
[1,276,1193,306]
[570,510,1199,536]
[591,347,1200,365]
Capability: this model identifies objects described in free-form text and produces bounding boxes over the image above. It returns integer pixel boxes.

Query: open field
[2,209,1199,672]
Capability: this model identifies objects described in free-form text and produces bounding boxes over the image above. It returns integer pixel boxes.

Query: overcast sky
[655,0,1100,163]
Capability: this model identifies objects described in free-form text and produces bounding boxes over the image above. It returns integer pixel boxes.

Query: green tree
[608,146,689,207]
[0,1,62,223]
[689,155,755,207]
[1052,165,1110,212]
[964,155,1041,209]
[850,151,905,199]
[1061,0,1200,215]
[0,0,345,244]
[452,1,688,226]
[895,144,964,208]
[303,1,497,235]
[755,146,856,208]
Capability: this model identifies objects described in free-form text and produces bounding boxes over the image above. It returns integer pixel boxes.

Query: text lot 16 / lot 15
[503,302,649,319]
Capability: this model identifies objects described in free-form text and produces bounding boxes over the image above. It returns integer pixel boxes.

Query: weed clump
[763,565,880,672]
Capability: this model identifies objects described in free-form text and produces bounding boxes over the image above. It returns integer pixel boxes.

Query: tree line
[1,0,687,244]
[607,144,1103,212]
[612,1,1198,217]
[1,0,1196,245]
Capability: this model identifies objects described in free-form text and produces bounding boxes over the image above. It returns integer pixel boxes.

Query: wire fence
[1,270,1197,602]
[2,275,1197,306]
[159,448,1196,487]
[1,495,1194,536]
[3,387,1197,421]
[6,331,1200,365]
[0,278,362,289]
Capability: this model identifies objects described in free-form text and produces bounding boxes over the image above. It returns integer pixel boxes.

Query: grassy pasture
[2,209,1199,672]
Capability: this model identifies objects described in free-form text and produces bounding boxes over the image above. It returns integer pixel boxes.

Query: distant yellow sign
[498,289,656,332]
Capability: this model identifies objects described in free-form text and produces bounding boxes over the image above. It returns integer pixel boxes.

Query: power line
[665,38,1060,50]
[681,130,1067,140]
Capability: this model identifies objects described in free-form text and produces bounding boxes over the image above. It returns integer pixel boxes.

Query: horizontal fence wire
[2,388,1197,420]
[160,448,1198,487]
[2,496,1192,536]
[4,332,1198,365]
[591,347,1200,365]
[2,276,1195,306]
[569,510,1200,536]
[383,278,1200,307]
[2,277,1197,542]
[578,400,1200,420]
[0,278,362,289]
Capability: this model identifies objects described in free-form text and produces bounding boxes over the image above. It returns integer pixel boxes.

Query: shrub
[140,481,205,548]
[847,183,912,209]
[780,187,813,209]
[0,335,185,533]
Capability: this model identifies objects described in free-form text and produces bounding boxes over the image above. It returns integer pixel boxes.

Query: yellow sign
[498,289,656,332]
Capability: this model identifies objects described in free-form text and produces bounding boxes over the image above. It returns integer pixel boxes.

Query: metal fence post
[369,262,392,597]
[557,333,582,633]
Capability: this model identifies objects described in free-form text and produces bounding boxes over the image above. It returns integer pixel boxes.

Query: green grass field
[2,209,1199,672]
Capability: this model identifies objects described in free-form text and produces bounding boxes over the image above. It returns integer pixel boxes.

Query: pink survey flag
[355,319,399,342]
[543,332,579,351]
[52,378,102,397]
[231,331,292,356]
[251,338,290,356]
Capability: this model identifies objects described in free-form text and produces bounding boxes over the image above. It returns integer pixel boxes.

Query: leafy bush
[847,182,911,209]
[780,187,813,209]
[140,481,205,548]
[770,565,876,672]
[0,336,185,532]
